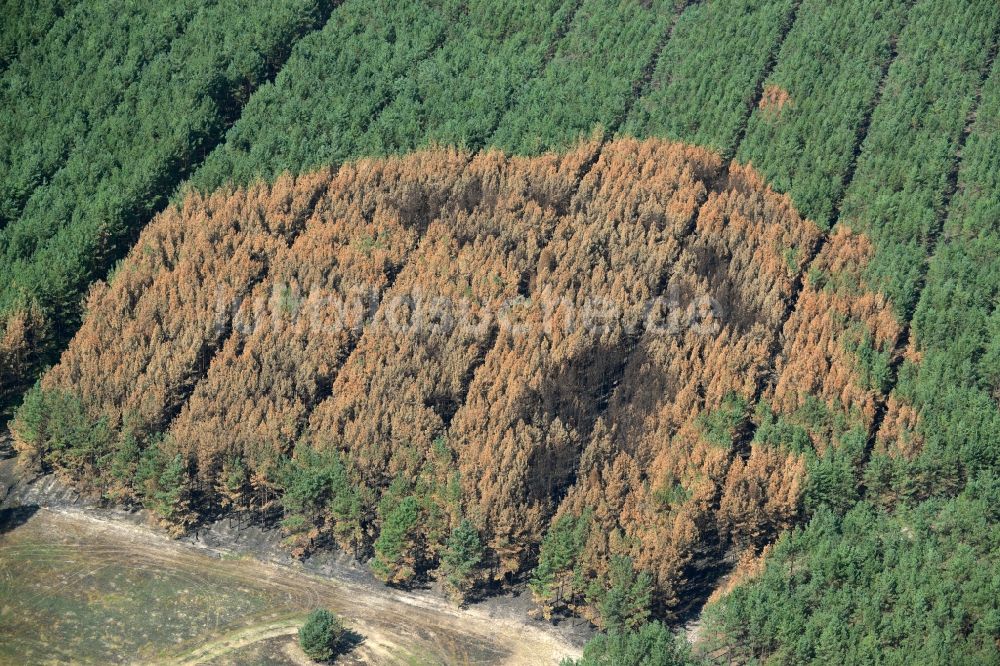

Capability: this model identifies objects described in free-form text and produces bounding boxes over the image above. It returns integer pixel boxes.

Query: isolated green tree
[299,609,345,662]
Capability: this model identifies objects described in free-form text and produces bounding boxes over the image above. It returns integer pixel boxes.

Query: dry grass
[0,508,579,664]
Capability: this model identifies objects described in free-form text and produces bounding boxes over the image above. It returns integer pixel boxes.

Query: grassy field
[0,507,579,664]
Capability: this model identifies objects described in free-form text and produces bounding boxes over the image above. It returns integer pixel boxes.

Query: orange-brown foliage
[718,442,806,544]
[706,543,773,605]
[304,144,597,495]
[759,84,791,116]
[448,139,722,577]
[874,394,924,459]
[766,225,901,452]
[42,173,324,433]
[549,160,820,618]
[873,332,924,459]
[1,306,48,396]
[168,149,474,486]
[36,138,894,618]
[3,301,50,460]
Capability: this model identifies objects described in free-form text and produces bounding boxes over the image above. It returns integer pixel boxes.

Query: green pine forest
[1,0,998,663]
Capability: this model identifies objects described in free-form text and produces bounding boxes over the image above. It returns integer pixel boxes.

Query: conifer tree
[440,518,484,602]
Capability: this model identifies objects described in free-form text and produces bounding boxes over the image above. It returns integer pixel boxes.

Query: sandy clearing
[2,507,581,665]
